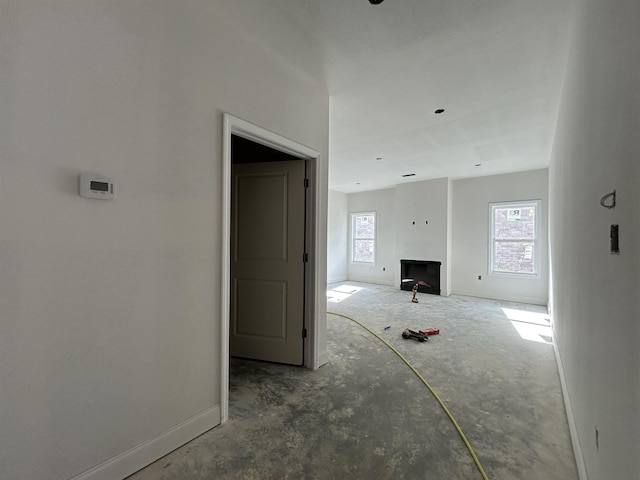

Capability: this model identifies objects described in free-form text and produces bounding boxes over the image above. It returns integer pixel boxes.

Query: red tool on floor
[419,327,440,336]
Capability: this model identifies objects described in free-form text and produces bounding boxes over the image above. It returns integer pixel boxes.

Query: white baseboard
[344,276,394,287]
[553,339,588,480]
[317,350,329,368]
[70,405,221,480]
[327,276,348,285]
[452,289,546,305]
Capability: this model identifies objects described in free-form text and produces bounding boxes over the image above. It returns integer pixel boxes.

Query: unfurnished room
[1,1,638,480]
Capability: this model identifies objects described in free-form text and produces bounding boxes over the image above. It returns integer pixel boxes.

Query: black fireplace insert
[400,259,441,295]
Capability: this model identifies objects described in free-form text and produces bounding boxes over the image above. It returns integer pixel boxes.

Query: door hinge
[302,328,308,338]
[304,178,309,188]
[303,252,309,263]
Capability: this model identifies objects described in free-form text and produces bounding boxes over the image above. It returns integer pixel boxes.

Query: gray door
[230,159,306,365]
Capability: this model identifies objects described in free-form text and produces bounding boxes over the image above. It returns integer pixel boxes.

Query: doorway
[220,113,322,422]
[230,137,307,365]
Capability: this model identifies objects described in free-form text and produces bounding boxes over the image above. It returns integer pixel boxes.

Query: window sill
[351,262,376,267]
[490,271,540,279]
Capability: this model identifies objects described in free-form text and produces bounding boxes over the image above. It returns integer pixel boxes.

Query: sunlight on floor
[326,284,364,303]
[502,307,553,344]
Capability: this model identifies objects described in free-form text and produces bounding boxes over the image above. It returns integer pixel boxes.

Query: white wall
[0,2,328,480]
[341,174,549,303]
[452,169,549,304]
[549,0,640,478]
[339,179,451,292]
[327,189,348,283]
[394,178,451,295]
[446,179,453,295]
[348,188,396,285]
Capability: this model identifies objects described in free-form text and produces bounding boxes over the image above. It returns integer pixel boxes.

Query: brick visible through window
[490,201,540,276]
[351,212,375,263]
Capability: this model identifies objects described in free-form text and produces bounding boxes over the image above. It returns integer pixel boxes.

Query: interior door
[230,159,306,365]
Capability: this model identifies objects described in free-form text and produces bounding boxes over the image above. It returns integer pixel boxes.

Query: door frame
[220,113,321,423]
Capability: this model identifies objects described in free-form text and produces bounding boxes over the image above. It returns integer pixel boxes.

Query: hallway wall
[0,2,328,479]
[549,0,640,478]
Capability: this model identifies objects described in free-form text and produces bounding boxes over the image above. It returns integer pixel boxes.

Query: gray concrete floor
[128,282,578,479]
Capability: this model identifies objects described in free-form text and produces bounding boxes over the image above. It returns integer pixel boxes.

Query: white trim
[317,350,329,367]
[451,289,547,306]
[553,332,589,480]
[327,276,348,285]
[489,200,541,278]
[344,276,394,287]
[224,114,319,159]
[350,211,377,265]
[69,406,221,480]
[221,113,322,423]
[221,117,232,423]
[305,153,323,371]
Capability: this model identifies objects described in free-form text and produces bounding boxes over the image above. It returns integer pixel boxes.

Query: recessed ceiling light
[402,173,416,177]
[435,109,445,114]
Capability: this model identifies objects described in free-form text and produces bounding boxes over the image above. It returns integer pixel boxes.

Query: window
[490,201,540,276]
[351,212,376,264]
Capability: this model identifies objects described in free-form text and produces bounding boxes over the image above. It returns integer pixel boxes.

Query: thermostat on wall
[79,174,115,199]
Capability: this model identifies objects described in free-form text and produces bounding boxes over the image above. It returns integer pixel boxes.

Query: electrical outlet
[478,275,482,280]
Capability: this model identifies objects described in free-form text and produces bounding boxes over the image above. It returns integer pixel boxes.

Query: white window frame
[489,200,541,278]
[350,211,376,265]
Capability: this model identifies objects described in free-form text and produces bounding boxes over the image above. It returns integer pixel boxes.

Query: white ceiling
[270,0,574,193]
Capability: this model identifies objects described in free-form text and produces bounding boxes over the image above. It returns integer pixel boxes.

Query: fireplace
[400,259,441,295]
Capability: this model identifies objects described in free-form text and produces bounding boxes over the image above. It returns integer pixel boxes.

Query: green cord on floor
[328,311,490,480]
